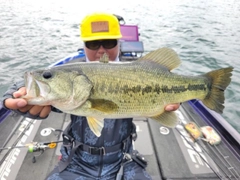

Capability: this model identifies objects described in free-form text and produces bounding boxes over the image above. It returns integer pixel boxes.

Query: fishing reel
[29,127,63,163]
[27,141,60,163]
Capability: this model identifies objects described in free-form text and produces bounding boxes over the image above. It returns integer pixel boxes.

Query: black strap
[58,122,137,172]
[58,141,82,172]
[116,153,132,180]
[62,133,131,155]
[80,143,119,155]
[62,122,137,155]
[58,137,130,172]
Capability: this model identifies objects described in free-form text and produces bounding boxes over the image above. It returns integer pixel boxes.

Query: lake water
[0,0,239,132]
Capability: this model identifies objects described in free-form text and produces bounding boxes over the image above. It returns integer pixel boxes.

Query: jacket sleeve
[2,80,25,101]
[1,80,62,119]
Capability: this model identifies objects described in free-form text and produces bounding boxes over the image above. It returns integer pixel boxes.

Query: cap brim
[81,35,122,41]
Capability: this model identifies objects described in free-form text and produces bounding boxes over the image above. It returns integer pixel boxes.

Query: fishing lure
[184,122,221,145]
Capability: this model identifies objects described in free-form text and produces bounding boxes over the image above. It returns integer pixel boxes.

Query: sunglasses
[85,39,118,50]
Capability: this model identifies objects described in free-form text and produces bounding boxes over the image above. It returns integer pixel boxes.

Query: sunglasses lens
[85,41,100,50]
[85,40,117,50]
[102,40,117,49]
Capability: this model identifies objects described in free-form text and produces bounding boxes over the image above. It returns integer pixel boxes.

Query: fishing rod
[0,140,63,163]
[0,127,63,164]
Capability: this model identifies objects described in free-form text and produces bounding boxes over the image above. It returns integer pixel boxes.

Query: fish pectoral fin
[86,117,104,137]
[151,111,179,128]
[89,99,118,113]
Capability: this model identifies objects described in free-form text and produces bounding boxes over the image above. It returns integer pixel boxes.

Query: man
[3,12,179,179]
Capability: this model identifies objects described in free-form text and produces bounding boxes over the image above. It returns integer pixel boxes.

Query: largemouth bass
[23,48,233,137]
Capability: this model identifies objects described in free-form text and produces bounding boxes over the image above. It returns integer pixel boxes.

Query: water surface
[0,0,239,132]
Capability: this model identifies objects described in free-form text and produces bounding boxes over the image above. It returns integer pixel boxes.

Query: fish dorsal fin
[86,117,104,137]
[89,99,119,113]
[138,47,181,70]
[151,111,179,128]
[99,53,109,63]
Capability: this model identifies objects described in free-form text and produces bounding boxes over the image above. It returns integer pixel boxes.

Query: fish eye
[42,71,52,79]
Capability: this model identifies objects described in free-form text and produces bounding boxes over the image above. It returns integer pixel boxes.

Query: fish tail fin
[202,67,233,113]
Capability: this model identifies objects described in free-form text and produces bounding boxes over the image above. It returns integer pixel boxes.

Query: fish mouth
[23,72,50,103]
[24,72,39,97]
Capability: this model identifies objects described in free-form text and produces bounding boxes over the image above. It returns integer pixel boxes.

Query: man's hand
[4,87,51,118]
[165,103,180,111]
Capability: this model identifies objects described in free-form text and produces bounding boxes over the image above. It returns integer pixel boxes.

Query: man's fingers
[4,87,28,109]
[165,103,180,111]
[39,106,52,118]
[4,98,28,110]
[18,105,33,113]
[13,87,26,98]
[4,86,51,119]
[27,105,52,118]
[5,100,52,118]
[28,105,45,116]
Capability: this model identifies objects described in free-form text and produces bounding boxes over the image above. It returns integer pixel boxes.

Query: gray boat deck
[0,102,240,180]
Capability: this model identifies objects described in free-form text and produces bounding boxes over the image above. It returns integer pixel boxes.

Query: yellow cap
[80,12,122,41]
